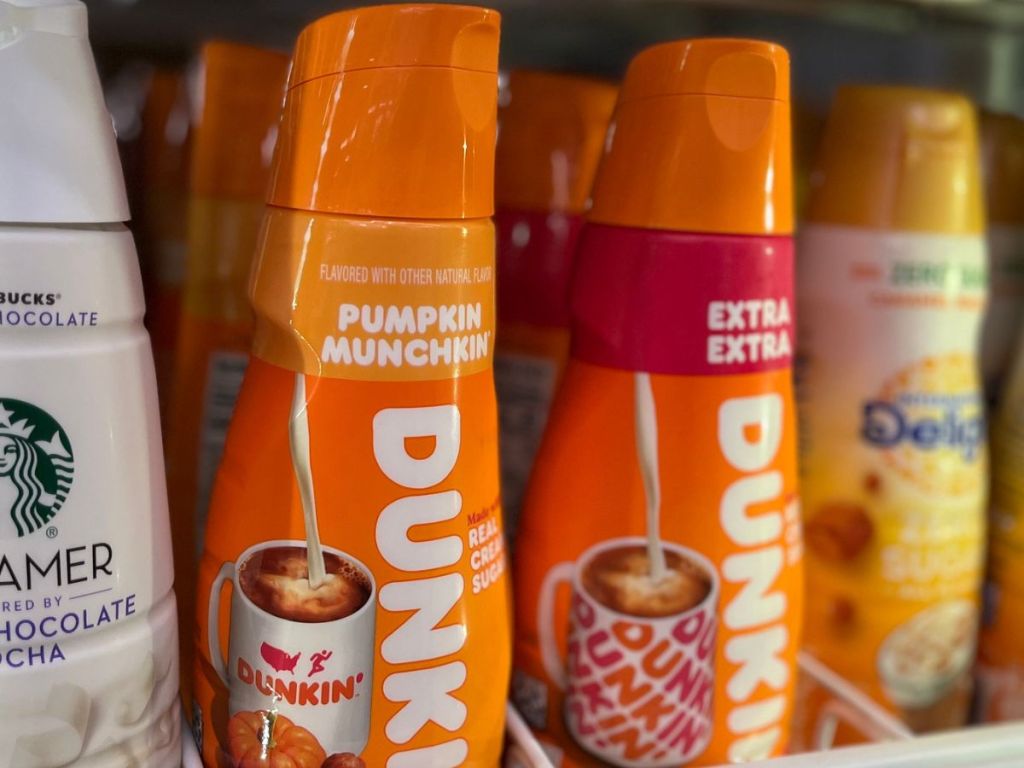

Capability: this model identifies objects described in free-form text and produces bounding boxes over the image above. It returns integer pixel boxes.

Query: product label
[512,229,801,767]
[495,352,558,540]
[0,289,99,329]
[252,213,495,382]
[798,225,986,733]
[195,212,509,768]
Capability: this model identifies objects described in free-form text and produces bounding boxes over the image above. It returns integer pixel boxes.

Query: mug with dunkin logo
[538,537,720,767]
[208,539,377,757]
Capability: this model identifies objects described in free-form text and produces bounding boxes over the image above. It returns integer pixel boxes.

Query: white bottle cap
[0,0,129,223]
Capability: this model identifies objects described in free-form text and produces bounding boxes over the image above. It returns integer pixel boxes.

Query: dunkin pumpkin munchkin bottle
[512,39,802,766]
[194,5,510,767]
[494,71,616,541]
[799,86,987,732]
[0,0,180,764]
[165,40,288,717]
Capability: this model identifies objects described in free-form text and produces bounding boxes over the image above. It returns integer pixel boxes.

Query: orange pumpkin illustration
[228,710,327,768]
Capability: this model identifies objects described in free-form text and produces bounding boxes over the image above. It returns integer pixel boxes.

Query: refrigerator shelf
[181,650,1024,766]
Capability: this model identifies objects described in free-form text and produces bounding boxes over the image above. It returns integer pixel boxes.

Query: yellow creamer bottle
[193,6,510,766]
[494,70,616,541]
[799,86,987,733]
[166,40,289,718]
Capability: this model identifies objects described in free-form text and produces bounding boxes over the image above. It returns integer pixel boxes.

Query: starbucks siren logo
[0,399,74,537]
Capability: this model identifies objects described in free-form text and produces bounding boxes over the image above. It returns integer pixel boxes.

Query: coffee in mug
[582,544,711,618]
[238,545,371,623]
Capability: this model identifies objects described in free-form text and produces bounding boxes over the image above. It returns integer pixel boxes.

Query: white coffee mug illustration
[538,537,719,768]
[209,539,377,757]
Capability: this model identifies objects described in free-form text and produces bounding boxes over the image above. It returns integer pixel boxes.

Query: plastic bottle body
[513,224,802,766]
[0,224,180,767]
[194,209,510,766]
[798,223,987,732]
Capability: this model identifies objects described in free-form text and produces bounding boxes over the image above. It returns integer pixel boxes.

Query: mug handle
[208,561,234,686]
[537,561,574,691]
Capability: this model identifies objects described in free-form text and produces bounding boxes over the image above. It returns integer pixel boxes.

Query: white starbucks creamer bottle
[0,1,180,765]
[798,86,987,735]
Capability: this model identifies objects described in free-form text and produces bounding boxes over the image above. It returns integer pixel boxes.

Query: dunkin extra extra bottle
[799,87,987,732]
[513,39,802,766]
[165,41,288,717]
[194,5,509,766]
[494,71,616,540]
[0,1,180,764]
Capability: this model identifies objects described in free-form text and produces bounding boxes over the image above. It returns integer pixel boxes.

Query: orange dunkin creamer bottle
[168,41,289,719]
[495,70,616,541]
[193,6,509,766]
[512,39,802,766]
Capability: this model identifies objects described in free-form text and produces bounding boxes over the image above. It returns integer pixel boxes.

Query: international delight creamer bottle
[166,40,288,717]
[799,86,987,732]
[494,71,616,540]
[0,0,181,765]
[194,5,510,767]
[512,39,802,766]
[977,114,1024,723]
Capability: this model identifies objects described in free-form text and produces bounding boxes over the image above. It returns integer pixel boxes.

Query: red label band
[570,224,795,375]
[496,208,584,329]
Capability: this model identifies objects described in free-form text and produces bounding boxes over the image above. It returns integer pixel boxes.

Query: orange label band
[251,208,496,382]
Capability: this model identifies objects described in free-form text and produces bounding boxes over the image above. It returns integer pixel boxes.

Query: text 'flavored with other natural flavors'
[0,0,181,765]
[193,5,511,768]
[799,86,987,736]
[512,38,803,766]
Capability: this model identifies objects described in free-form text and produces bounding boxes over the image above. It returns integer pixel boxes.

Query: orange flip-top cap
[589,38,793,235]
[268,4,501,220]
[982,111,1024,226]
[189,41,289,201]
[496,70,617,215]
[806,85,983,234]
